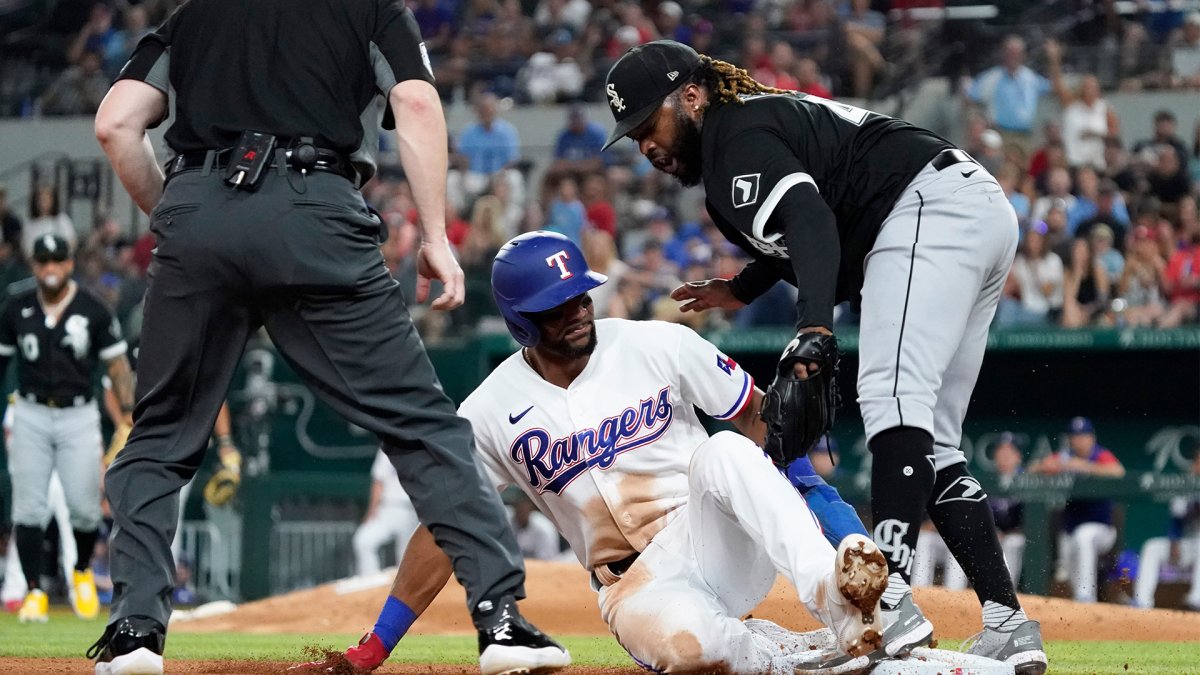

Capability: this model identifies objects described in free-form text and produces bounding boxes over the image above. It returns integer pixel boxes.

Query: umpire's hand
[416,238,466,310]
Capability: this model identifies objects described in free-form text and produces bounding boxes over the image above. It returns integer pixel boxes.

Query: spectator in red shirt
[795,57,833,98]
[1160,224,1200,327]
[581,173,616,238]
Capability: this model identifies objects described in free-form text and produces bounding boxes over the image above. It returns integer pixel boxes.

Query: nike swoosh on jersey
[961,169,978,178]
[508,405,534,424]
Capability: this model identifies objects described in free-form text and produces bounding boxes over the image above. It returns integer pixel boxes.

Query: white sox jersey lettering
[461,318,752,569]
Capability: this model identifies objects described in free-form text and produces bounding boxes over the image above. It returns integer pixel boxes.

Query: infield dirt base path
[16,561,1194,674]
[176,560,1200,642]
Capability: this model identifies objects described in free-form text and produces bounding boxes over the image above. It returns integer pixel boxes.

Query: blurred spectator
[606,275,651,320]
[66,3,120,70]
[991,434,1026,587]
[353,449,418,575]
[581,173,616,238]
[997,220,1064,326]
[412,0,454,55]
[1087,224,1125,281]
[1027,120,1064,186]
[654,1,691,45]
[1160,224,1200,327]
[460,195,509,282]
[517,29,585,103]
[967,35,1051,148]
[510,494,560,560]
[1046,41,1119,171]
[753,40,800,91]
[534,0,590,35]
[1069,170,1130,236]
[1031,168,1076,224]
[841,0,888,99]
[23,186,76,260]
[1163,11,1200,89]
[549,106,607,178]
[1133,452,1200,610]
[1147,143,1194,206]
[1061,236,1112,327]
[449,92,525,208]
[1105,138,1143,196]
[1114,226,1167,326]
[1031,416,1125,603]
[0,188,22,252]
[487,174,527,240]
[38,48,109,116]
[582,229,626,318]
[795,57,833,98]
[545,176,586,245]
[1133,110,1190,181]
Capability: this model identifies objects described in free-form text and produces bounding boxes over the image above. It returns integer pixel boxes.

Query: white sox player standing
[300,231,891,675]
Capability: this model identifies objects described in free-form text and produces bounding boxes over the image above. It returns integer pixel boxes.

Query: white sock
[982,600,1027,632]
[881,573,911,609]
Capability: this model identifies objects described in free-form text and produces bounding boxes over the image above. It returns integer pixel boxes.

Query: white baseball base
[866,647,1015,675]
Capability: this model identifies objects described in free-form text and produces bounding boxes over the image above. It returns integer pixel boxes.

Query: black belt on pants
[22,392,93,408]
[165,146,359,186]
[930,148,977,172]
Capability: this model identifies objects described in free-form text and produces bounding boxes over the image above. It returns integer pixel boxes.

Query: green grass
[2,610,1198,673]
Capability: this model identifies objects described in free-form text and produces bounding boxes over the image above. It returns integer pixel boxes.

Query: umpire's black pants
[105,166,524,629]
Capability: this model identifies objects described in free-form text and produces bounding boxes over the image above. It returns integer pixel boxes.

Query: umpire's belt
[166,147,358,185]
[22,392,93,408]
[591,551,641,588]
[931,148,977,172]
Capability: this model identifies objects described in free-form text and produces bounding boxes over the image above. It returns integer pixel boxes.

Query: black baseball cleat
[88,615,166,675]
[475,596,571,675]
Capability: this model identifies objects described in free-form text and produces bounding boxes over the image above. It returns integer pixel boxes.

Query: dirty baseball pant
[598,432,861,672]
[105,168,525,629]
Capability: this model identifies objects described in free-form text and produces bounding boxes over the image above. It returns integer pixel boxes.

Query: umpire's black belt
[931,148,977,172]
[22,392,93,408]
[591,551,641,588]
[166,147,358,185]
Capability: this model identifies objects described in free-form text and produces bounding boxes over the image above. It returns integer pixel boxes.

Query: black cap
[31,234,70,263]
[602,40,702,150]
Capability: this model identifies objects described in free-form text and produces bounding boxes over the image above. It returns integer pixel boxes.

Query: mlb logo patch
[731,174,760,208]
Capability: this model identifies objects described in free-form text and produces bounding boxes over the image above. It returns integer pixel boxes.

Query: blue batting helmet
[492,231,607,347]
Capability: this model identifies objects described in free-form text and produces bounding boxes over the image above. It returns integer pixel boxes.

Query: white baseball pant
[912,528,967,591]
[353,504,420,575]
[1058,523,1117,603]
[1,472,78,604]
[7,398,104,530]
[1134,535,1200,609]
[597,431,862,673]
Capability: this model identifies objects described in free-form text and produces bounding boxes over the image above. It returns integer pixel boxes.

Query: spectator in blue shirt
[968,35,1051,146]
[549,106,608,178]
[450,92,525,206]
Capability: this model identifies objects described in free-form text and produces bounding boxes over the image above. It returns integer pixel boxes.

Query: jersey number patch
[803,94,872,126]
[20,334,38,362]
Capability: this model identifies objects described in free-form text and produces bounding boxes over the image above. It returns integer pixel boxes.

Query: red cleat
[345,632,390,670]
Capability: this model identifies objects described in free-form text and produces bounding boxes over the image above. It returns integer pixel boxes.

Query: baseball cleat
[961,619,1048,675]
[831,534,888,658]
[877,592,935,658]
[18,589,48,623]
[89,615,166,675]
[73,568,101,620]
[476,597,571,675]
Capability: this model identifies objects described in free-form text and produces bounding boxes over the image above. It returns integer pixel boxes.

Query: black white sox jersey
[700,93,953,323]
[0,285,127,402]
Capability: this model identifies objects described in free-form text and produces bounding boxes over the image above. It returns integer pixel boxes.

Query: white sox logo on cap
[546,251,574,279]
[607,84,625,112]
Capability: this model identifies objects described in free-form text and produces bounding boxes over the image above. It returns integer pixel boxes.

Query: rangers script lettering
[509,387,673,494]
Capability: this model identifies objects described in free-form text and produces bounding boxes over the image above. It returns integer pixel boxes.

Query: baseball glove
[203,450,242,507]
[103,422,133,467]
[760,332,841,467]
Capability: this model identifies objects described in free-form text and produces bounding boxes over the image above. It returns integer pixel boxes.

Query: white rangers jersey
[459,318,755,570]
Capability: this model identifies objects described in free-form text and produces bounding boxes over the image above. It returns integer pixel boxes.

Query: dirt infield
[176,560,1200,642]
[0,658,635,674]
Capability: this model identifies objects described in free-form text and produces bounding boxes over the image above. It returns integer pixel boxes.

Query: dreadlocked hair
[691,55,788,105]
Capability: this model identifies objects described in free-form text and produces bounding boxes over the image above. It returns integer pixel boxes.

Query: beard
[667,106,705,187]
[541,323,598,359]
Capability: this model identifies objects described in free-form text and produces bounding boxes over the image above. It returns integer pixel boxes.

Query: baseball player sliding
[602,41,1045,674]
[296,231,891,674]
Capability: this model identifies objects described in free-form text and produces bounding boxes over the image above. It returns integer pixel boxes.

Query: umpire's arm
[95,80,168,215]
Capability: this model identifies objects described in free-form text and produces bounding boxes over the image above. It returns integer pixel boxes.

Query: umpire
[603,41,1046,675]
[90,1,564,674]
